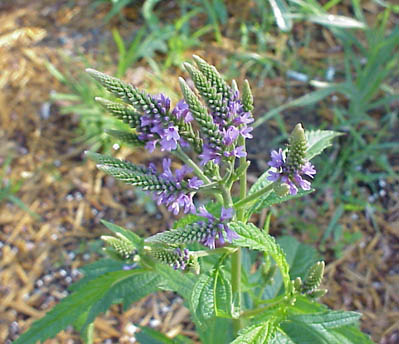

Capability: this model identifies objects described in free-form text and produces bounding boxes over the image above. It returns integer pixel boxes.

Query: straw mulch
[0,1,398,343]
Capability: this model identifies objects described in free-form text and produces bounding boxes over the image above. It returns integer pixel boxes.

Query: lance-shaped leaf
[229,222,290,291]
[231,321,275,344]
[14,269,160,344]
[305,130,342,161]
[101,219,143,251]
[190,258,234,325]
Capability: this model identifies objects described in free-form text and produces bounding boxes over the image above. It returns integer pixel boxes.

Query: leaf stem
[233,182,275,209]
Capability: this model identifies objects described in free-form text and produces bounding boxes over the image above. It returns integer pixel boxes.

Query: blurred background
[0,0,398,343]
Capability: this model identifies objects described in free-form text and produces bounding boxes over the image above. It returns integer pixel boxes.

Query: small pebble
[149,318,161,327]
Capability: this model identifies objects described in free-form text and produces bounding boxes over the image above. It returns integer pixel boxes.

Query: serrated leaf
[230,222,290,291]
[289,311,361,329]
[14,269,158,344]
[305,130,342,161]
[279,310,370,344]
[231,321,275,344]
[277,236,319,280]
[69,258,126,292]
[190,257,234,325]
[155,264,196,299]
[101,219,143,251]
[248,188,314,216]
[213,267,234,318]
[191,272,215,322]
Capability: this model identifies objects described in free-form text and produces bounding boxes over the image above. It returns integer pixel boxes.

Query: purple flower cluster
[172,248,190,271]
[199,90,254,165]
[151,158,203,215]
[137,94,193,153]
[196,207,238,249]
[267,149,316,195]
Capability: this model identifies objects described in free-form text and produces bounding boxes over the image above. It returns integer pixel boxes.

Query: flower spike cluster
[267,124,316,195]
[86,56,256,273]
[180,56,254,166]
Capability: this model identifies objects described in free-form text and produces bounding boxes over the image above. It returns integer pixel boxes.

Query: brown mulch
[0,1,398,343]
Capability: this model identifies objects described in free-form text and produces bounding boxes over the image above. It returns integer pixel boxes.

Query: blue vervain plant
[15,57,373,343]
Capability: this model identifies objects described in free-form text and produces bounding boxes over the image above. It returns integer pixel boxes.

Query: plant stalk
[233,182,274,209]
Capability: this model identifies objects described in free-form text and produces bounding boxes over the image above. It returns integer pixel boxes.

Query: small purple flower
[172,99,193,123]
[224,146,247,158]
[223,126,239,146]
[188,177,203,190]
[240,126,253,139]
[199,144,221,166]
[268,149,284,169]
[153,93,171,115]
[160,126,180,151]
[267,149,316,195]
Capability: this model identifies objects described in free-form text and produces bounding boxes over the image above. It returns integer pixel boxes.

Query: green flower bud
[307,289,328,299]
[303,261,325,293]
[273,182,290,197]
[287,123,307,172]
[101,233,135,260]
[242,80,254,112]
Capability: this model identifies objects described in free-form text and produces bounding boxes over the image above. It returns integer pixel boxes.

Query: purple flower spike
[267,147,316,195]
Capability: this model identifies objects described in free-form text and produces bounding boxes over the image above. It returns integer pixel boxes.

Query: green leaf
[305,130,342,161]
[253,86,342,128]
[101,219,143,251]
[288,311,361,329]
[14,269,159,344]
[69,258,126,292]
[277,236,319,280]
[134,326,175,344]
[155,264,196,299]
[230,222,290,291]
[190,256,234,325]
[269,0,292,32]
[278,309,373,344]
[231,321,275,344]
[306,14,366,29]
[248,188,314,216]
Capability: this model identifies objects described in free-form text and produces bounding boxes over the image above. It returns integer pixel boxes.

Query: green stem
[174,146,211,184]
[193,247,238,257]
[232,138,247,335]
[233,182,275,209]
